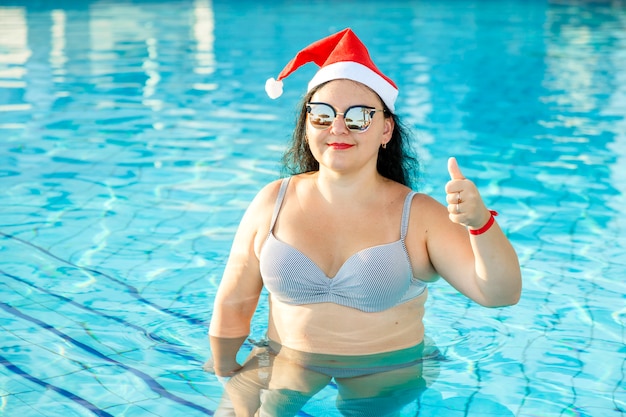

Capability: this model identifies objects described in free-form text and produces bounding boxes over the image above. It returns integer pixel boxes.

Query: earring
[381,142,387,149]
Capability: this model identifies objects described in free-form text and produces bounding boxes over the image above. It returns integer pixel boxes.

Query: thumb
[448,157,465,180]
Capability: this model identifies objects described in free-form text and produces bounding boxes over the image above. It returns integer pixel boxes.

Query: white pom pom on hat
[264,28,398,113]
[265,78,284,99]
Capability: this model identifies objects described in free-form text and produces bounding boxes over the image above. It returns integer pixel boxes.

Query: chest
[259,233,422,312]
[276,204,401,278]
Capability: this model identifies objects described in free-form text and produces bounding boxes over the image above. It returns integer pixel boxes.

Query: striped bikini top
[259,177,427,313]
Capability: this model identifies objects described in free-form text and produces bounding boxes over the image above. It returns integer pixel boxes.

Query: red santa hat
[265,28,398,113]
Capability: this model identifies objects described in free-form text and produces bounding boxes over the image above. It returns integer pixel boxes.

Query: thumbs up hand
[445,157,491,229]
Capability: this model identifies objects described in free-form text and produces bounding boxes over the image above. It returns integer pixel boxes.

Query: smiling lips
[328,143,354,150]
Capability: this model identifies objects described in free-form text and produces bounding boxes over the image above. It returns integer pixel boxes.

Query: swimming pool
[1,0,624,415]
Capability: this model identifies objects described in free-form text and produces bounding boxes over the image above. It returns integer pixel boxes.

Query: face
[306,80,394,175]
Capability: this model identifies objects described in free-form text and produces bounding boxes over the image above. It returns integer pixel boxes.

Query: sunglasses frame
[306,102,385,133]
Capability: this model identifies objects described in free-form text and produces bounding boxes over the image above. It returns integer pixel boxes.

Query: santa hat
[265,28,398,113]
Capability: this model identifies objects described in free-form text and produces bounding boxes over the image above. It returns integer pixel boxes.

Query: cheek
[305,128,324,154]
[305,125,323,144]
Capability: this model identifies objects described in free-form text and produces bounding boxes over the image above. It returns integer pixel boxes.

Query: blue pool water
[1,0,625,416]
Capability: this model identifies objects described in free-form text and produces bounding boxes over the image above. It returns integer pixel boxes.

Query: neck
[314,169,385,205]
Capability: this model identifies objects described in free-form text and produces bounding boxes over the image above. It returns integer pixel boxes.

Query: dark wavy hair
[281,82,421,189]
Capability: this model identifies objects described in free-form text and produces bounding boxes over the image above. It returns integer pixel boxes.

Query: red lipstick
[328,143,354,150]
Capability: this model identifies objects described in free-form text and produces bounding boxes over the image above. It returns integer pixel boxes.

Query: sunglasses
[306,102,385,133]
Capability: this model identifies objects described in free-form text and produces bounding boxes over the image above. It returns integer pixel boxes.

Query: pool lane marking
[1,269,201,363]
[0,301,214,416]
[0,231,206,327]
[0,353,115,417]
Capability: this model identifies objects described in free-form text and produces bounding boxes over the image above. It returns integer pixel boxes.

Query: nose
[329,112,349,135]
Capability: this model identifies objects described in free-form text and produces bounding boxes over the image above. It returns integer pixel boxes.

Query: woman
[206,28,522,416]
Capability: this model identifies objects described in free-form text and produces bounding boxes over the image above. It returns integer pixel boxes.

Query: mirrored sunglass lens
[345,107,373,131]
[308,104,335,129]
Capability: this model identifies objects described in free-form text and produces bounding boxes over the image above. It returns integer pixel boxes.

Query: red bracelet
[469,210,498,235]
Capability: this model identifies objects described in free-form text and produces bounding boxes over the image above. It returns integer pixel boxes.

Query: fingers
[446,191,463,205]
[448,157,465,180]
[445,157,488,227]
[445,157,466,197]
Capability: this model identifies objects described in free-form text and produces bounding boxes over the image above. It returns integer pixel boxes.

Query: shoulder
[408,192,442,209]
[395,186,439,209]
[238,179,288,256]
[407,192,449,225]
[238,178,285,230]
[249,173,316,211]
[251,178,286,206]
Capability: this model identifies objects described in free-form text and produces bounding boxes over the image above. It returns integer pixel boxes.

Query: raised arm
[208,182,278,376]
[425,157,522,307]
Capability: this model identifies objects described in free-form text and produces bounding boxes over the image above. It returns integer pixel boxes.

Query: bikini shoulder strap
[401,191,417,240]
[268,177,291,233]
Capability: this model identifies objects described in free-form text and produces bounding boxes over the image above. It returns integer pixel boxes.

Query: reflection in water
[205,340,440,417]
[193,0,216,77]
[204,339,516,416]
